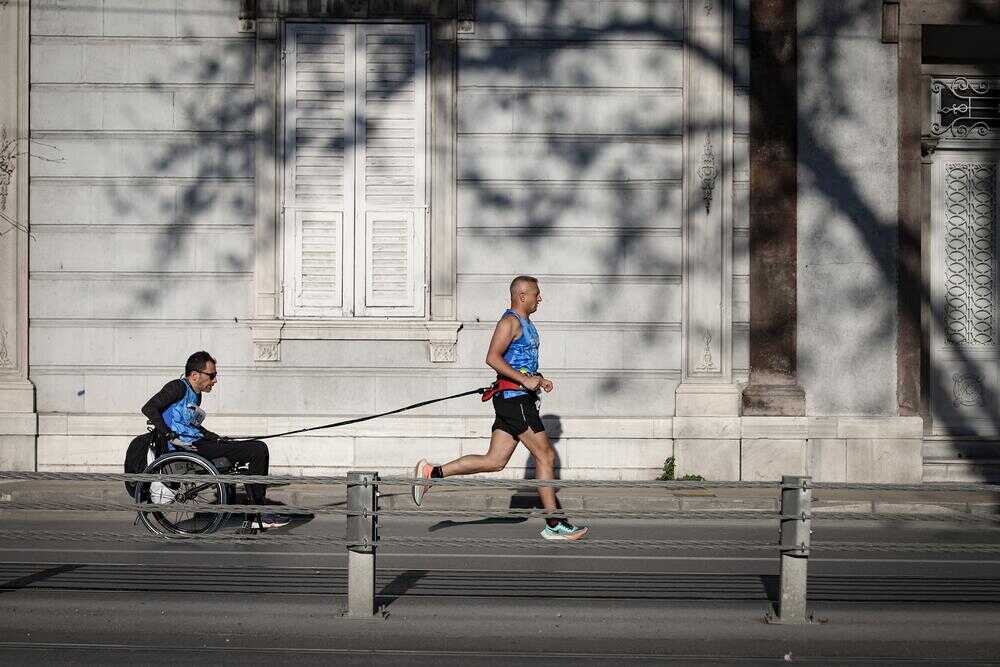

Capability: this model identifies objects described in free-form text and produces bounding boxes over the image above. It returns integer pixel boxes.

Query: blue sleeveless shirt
[500,309,540,398]
[161,379,206,447]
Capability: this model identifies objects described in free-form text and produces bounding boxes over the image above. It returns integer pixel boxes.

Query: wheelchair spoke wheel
[135,452,229,536]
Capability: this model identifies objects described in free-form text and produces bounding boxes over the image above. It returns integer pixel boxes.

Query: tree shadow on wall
[32,0,1000,470]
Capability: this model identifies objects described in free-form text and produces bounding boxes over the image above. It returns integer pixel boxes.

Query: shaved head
[509,275,538,300]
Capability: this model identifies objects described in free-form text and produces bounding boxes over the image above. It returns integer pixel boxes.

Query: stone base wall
[676,416,923,482]
[26,413,925,483]
[0,414,37,470]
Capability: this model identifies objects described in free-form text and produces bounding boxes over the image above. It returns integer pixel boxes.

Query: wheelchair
[133,431,257,537]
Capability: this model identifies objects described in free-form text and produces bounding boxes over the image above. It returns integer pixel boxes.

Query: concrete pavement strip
[1,479,998,516]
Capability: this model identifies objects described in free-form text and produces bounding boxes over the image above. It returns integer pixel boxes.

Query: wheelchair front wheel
[134,452,230,536]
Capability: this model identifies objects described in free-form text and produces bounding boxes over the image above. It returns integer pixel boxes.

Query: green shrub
[657,457,676,480]
[657,457,704,482]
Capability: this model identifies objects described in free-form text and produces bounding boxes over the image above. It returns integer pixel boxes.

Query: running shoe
[540,522,589,541]
[412,458,433,506]
[259,513,291,529]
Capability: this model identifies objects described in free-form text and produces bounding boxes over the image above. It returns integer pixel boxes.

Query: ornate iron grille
[943,161,997,346]
[931,78,1000,138]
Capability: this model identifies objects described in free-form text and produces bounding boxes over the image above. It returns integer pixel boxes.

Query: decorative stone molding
[696,134,718,215]
[0,323,12,368]
[255,341,280,362]
[952,373,985,408]
[249,321,284,362]
[0,125,15,222]
[249,319,462,363]
[429,339,457,363]
[695,331,718,372]
[241,0,474,20]
[920,135,939,158]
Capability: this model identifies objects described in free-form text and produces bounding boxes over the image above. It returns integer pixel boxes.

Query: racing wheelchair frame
[132,430,262,536]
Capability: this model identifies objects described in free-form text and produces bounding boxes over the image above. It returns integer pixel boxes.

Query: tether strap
[225,386,489,442]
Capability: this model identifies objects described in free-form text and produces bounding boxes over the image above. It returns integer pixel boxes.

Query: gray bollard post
[776,475,812,623]
[346,470,379,619]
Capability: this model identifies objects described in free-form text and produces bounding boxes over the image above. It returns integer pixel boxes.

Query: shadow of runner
[428,517,526,532]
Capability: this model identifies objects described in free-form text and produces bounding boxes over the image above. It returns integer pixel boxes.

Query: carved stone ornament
[0,126,16,215]
[920,135,940,158]
[704,0,713,15]
[696,330,717,372]
[254,341,280,362]
[0,324,13,368]
[429,340,457,363]
[696,135,718,215]
[942,161,996,346]
[952,372,986,408]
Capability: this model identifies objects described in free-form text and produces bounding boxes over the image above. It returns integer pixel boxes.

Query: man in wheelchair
[140,350,290,529]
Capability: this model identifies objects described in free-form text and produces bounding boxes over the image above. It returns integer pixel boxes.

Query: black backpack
[123,429,167,497]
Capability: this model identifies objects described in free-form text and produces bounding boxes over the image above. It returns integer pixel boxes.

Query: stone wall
[14,0,925,483]
[796,0,900,415]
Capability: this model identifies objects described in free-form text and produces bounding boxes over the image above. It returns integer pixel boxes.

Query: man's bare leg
[412,430,517,505]
[516,428,559,511]
[441,429,518,476]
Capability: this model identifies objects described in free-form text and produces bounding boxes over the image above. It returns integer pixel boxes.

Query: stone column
[250,17,283,362]
[740,0,806,416]
[676,0,740,417]
[0,0,37,469]
[430,18,458,321]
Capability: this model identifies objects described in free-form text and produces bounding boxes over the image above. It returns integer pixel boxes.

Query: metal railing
[1,470,999,623]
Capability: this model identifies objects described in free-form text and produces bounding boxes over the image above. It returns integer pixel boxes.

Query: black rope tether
[226,386,489,442]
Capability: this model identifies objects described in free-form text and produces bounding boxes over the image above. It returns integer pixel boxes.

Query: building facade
[0,0,996,482]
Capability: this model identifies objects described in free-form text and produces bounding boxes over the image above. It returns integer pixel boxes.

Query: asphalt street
[1,508,999,664]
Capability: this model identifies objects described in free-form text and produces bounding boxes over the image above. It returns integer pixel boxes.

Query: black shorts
[492,393,545,438]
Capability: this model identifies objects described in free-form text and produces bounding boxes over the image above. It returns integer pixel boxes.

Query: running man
[412,276,588,541]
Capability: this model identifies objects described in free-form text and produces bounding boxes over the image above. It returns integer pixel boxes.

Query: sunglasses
[195,370,218,380]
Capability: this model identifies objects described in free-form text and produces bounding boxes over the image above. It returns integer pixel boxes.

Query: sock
[431,466,444,478]
[546,518,561,528]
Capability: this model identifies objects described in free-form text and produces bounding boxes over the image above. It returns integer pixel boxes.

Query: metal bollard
[346,470,379,619]
[776,475,812,623]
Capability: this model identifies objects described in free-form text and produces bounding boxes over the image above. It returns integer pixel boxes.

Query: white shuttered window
[283,23,426,318]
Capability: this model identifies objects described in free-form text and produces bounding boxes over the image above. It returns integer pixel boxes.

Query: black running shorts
[492,393,545,438]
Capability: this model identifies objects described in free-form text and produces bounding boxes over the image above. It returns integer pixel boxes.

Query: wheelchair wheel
[134,452,230,536]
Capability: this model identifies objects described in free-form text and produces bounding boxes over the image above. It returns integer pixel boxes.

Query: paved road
[1,511,999,664]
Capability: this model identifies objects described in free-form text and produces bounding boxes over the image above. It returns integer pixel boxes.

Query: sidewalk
[2,478,998,516]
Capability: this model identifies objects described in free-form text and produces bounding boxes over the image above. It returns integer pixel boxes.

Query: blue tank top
[500,309,540,398]
[161,379,205,447]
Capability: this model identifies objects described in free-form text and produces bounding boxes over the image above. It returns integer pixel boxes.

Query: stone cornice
[242,0,474,20]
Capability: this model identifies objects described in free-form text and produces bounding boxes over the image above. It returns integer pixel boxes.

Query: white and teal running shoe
[540,522,589,541]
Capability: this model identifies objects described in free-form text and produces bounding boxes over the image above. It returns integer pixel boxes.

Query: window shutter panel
[283,24,356,317]
[354,25,426,316]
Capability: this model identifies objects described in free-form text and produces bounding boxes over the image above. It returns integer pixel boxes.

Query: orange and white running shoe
[412,458,433,506]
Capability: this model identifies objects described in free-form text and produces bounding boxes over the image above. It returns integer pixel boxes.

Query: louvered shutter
[283,24,356,317]
[353,25,426,316]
